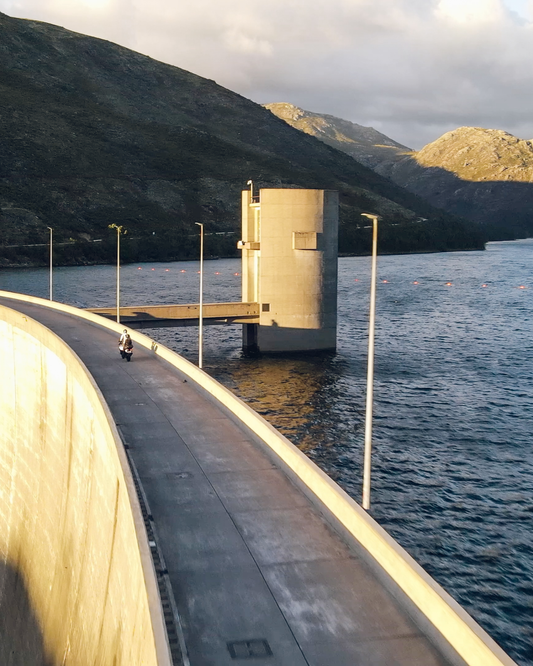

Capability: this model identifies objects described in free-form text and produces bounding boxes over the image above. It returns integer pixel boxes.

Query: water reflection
[212,352,364,456]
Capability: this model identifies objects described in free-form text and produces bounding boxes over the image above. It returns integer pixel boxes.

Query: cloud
[4,0,138,45]
[436,0,505,23]
[2,0,533,147]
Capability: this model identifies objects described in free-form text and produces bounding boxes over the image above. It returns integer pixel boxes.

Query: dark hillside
[0,12,484,266]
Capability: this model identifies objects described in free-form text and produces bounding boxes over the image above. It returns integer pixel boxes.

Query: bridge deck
[87,301,260,328]
[2,296,451,666]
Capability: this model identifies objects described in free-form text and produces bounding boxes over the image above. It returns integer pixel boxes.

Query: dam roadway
[0,295,516,666]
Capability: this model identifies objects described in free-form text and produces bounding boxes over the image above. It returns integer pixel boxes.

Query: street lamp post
[361,213,380,510]
[195,222,204,369]
[47,227,53,300]
[108,224,126,323]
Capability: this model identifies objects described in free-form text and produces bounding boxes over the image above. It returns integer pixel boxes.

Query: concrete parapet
[0,303,171,666]
[0,291,518,666]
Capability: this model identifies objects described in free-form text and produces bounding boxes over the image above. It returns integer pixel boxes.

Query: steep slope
[410,127,533,182]
[265,102,412,170]
[267,103,533,241]
[0,12,484,266]
[377,128,533,239]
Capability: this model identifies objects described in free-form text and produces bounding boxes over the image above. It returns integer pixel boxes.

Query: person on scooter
[118,329,133,360]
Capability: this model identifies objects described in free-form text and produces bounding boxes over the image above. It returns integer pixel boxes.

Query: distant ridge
[267,103,533,240]
[0,12,483,266]
[407,127,533,182]
[375,127,533,239]
[265,102,412,169]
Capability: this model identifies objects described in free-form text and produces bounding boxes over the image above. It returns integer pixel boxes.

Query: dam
[0,291,518,666]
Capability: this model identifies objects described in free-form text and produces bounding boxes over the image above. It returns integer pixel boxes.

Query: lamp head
[361,213,380,221]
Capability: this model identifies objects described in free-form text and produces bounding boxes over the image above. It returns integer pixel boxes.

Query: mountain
[264,103,412,170]
[266,104,533,241]
[0,13,484,267]
[376,128,533,239]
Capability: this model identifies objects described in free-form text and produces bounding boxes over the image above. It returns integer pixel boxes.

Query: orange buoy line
[350,278,528,289]
[130,270,528,290]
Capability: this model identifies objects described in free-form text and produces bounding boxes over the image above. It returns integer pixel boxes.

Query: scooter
[119,343,133,362]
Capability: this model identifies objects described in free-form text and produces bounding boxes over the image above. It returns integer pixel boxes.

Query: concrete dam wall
[0,291,518,666]
[0,305,171,666]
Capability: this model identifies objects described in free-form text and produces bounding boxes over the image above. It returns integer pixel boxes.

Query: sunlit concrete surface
[240,189,338,353]
[0,294,518,666]
[0,303,171,666]
[87,301,260,328]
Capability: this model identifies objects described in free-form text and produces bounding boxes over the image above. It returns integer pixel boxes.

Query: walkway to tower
[1,296,451,666]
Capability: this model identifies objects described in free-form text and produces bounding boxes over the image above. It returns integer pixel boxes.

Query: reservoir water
[1,239,532,665]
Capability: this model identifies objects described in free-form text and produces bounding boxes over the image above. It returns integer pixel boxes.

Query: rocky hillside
[376,128,533,239]
[267,104,533,240]
[0,13,484,267]
[264,103,411,170]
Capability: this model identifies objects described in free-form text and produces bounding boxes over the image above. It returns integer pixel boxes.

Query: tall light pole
[361,213,380,510]
[247,179,253,201]
[195,222,204,369]
[47,227,53,300]
[108,224,126,323]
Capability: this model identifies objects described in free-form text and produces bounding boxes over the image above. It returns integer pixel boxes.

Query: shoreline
[0,246,489,271]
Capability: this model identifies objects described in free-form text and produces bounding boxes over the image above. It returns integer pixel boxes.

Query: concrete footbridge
[0,292,518,666]
[88,301,260,328]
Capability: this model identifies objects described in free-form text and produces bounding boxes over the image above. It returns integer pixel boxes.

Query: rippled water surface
[2,240,532,665]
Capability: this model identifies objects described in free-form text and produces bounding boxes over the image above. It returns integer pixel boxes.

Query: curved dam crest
[0,292,519,666]
[0,304,171,666]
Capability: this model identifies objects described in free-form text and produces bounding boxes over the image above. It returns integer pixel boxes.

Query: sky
[1,0,533,149]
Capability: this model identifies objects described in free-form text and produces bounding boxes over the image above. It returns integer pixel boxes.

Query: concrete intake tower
[239,188,339,353]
